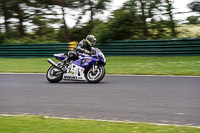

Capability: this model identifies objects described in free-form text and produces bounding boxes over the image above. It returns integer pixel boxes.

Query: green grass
[0,58,50,73]
[106,56,200,76]
[0,56,200,76]
[0,115,199,133]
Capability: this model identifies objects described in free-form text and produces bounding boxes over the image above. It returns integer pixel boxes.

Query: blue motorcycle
[46,48,106,83]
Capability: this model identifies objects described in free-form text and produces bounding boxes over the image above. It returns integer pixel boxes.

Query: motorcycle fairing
[73,57,100,69]
[54,53,66,61]
[63,64,86,80]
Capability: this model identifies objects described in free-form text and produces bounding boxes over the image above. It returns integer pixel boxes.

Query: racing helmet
[86,35,96,47]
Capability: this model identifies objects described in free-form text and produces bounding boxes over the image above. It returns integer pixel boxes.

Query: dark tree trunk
[166,0,176,37]
[2,1,10,33]
[16,3,26,36]
[89,0,94,32]
[140,0,149,38]
[60,0,70,42]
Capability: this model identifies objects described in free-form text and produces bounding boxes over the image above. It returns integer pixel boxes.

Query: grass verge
[0,115,199,133]
[0,56,200,76]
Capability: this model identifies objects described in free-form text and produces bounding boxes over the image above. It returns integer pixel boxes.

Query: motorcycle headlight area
[98,53,106,62]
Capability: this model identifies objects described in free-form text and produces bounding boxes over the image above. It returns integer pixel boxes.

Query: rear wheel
[46,66,63,83]
[85,65,105,83]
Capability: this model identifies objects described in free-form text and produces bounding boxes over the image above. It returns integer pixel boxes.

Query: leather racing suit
[67,39,92,62]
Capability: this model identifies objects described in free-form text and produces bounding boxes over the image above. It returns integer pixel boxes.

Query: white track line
[0,114,199,129]
[0,73,200,78]
[0,73,45,75]
[105,74,200,78]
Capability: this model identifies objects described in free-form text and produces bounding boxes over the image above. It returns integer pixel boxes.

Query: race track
[0,74,200,126]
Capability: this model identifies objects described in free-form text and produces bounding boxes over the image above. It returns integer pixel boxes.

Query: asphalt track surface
[0,74,200,126]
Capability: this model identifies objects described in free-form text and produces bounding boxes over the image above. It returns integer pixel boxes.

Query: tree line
[0,0,199,44]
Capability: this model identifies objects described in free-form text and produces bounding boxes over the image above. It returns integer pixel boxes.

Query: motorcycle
[46,47,106,83]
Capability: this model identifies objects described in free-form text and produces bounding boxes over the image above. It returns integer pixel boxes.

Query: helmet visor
[91,40,96,46]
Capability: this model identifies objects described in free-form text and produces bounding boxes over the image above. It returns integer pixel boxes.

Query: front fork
[89,63,99,74]
[93,64,95,73]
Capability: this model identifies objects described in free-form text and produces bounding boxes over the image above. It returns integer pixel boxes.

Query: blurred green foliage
[3,36,60,44]
[0,0,199,44]
[187,16,200,24]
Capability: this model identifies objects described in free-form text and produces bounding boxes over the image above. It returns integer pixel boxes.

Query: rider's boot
[63,56,70,65]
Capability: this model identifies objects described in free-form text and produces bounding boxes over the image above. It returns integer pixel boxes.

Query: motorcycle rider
[65,35,97,64]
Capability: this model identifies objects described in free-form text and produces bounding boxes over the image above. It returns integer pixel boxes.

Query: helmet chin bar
[86,35,96,47]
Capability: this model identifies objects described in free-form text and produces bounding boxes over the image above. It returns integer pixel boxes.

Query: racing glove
[85,50,91,55]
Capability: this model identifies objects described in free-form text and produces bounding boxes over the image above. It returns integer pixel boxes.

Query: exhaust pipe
[47,59,64,71]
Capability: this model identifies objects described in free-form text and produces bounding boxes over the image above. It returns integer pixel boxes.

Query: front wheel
[46,66,63,83]
[85,65,105,83]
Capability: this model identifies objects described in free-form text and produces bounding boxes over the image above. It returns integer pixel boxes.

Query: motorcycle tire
[85,65,105,83]
[46,66,63,83]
